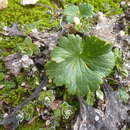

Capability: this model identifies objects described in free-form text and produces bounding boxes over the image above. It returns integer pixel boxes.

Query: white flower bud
[73,17,80,25]
[97,12,106,23]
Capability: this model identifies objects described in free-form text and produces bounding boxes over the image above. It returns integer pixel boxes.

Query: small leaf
[4,81,16,89]
[96,89,104,100]
[60,102,73,120]
[0,72,5,81]
[119,88,129,103]
[22,103,35,121]
[86,91,95,105]
[79,3,94,18]
[114,48,123,67]
[38,90,55,106]
[17,36,39,56]
[24,36,32,44]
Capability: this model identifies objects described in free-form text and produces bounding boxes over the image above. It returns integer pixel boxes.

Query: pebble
[3,113,8,118]
[21,0,39,5]
[118,30,125,37]
[123,36,130,45]
[0,0,8,10]
[120,1,126,7]
[95,115,100,121]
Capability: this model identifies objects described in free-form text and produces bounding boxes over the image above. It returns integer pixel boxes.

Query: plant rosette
[46,35,115,96]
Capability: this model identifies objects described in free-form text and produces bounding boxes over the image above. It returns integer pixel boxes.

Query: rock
[3,54,34,76]
[21,0,39,5]
[91,12,116,43]
[120,1,126,8]
[125,6,130,21]
[0,0,8,10]
[73,83,130,130]
[29,31,60,51]
[20,55,34,68]
[3,23,25,37]
[3,53,22,76]
[118,30,125,37]
[123,36,130,46]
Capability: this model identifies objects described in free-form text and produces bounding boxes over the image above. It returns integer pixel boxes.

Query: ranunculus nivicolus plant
[63,3,94,23]
[45,35,115,96]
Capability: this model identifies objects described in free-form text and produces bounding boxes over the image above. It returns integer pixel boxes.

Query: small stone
[0,0,8,10]
[3,26,8,31]
[32,66,37,73]
[3,113,8,118]
[42,87,47,91]
[119,30,125,37]
[120,1,126,7]
[21,0,39,5]
[95,115,100,121]
[3,53,22,76]
[44,109,48,114]
[21,82,25,86]
[127,2,130,7]
[21,55,34,68]
[46,120,51,126]
[32,28,38,33]
[0,85,4,89]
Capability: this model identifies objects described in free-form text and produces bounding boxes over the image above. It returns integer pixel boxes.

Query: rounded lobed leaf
[45,35,115,96]
[79,3,94,18]
[63,3,94,23]
[63,5,80,23]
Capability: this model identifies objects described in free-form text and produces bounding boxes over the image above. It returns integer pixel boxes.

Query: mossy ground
[0,0,59,28]
[65,0,122,15]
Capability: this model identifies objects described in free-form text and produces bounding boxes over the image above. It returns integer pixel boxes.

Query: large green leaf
[45,35,115,96]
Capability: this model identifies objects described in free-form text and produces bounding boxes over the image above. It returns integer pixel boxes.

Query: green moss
[0,0,58,28]
[0,73,40,106]
[0,73,5,81]
[64,0,122,15]
[0,119,44,130]
[0,36,24,49]
[19,119,43,130]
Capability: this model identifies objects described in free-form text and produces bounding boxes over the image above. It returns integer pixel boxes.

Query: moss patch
[0,0,58,29]
[64,0,122,15]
